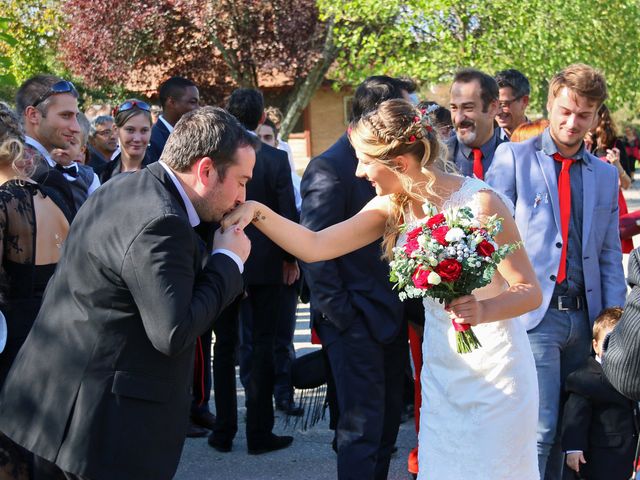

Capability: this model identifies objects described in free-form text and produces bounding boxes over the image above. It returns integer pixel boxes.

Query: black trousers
[191,327,213,416]
[239,284,282,444]
[273,283,298,405]
[211,299,241,441]
[317,316,407,480]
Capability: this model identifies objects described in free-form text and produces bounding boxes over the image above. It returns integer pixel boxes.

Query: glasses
[95,128,115,137]
[32,80,78,107]
[498,96,524,110]
[113,100,151,116]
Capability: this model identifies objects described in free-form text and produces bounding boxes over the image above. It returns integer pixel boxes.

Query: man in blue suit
[147,76,200,163]
[300,76,413,480]
[486,63,627,480]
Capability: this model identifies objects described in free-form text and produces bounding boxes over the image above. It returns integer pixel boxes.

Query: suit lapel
[581,159,596,253]
[535,150,562,234]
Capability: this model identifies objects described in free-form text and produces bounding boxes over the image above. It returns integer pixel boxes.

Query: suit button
[556,242,562,248]
[550,274,556,281]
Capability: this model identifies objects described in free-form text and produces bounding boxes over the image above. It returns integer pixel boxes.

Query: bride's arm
[448,191,542,325]
[221,196,389,263]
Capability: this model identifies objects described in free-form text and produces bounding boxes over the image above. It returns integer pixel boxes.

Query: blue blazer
[147,119,171,163]
[300,134,403,344]
[486,133,626,330]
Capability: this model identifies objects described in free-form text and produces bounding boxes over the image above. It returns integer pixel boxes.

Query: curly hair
[348,98,456,259]
[0,102,26,172]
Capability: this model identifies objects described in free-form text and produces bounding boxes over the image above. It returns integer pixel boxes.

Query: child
[562,307,639,479]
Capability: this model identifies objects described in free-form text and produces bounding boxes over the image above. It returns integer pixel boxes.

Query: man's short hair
[89,115,114,138]
[351,75,416,121]
[158,76,197,109]
[225,88,264,132]
[16,74,64,117]
[495,69,531,98]
[161,106,260,178]
[77,112,90,147]
[593,306,623,341]
[452,69,499,112]
[548,63,608,107]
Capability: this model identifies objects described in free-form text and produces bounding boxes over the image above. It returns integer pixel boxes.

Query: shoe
[275,400,304,417]
[207,433,232,453]
[191,411,217,430]
[186,421,208,438]
[247,434,293,455]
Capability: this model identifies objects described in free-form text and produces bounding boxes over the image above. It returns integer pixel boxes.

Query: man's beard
[455,120,477,146]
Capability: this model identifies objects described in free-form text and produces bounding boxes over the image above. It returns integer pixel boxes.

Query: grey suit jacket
[486,133,626,330]
[603,248,640,400]
[0,162,243,480]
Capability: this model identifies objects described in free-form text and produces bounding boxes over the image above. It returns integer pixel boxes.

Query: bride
[222,98,542,479]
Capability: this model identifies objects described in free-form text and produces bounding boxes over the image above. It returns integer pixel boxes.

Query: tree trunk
[280,17,336,141]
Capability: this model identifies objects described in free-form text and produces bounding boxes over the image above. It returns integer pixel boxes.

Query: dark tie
[472,148,483,180]
[54,163,78,178]
[552,152,577,284]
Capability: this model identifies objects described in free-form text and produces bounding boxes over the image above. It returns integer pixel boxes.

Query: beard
[455,120,477,146]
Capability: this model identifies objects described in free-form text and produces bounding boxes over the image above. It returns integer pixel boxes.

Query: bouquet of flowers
[389,203,520,353]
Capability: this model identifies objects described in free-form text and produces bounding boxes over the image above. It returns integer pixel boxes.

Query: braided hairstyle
[348,98,455,260]
[0,102,26,174]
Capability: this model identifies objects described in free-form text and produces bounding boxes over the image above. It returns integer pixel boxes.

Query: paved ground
[176,177,640,479]
[175,305,417,480]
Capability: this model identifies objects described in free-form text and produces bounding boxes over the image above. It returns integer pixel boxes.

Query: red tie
[553,153,577,284]
[472,148,484,180]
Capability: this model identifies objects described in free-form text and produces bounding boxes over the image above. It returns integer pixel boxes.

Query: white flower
[429,257,438,266]
[445,227,465,242]
[427,271,441,285]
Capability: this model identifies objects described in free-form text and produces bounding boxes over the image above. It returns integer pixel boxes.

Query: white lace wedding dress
[403,178,539,480]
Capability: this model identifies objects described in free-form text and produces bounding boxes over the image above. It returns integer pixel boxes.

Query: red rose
[412,268,432,289]
[431,225,450,245]
[427,213,446,228]
[406,226,422,242]
[404,237,420,256]
[476,240,495,257]
[435,258,462,282]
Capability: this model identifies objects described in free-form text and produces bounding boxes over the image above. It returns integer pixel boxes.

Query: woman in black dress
[0,102,69,478]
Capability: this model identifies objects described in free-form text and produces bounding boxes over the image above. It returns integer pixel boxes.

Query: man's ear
[521,95,530,108]
[23,106,41,127]
[487,98,499,117]
[195,157,217,186]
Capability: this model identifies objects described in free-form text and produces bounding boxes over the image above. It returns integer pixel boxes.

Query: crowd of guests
[0,63,638,480]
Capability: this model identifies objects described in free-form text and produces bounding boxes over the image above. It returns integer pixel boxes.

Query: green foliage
[324,0,640,113]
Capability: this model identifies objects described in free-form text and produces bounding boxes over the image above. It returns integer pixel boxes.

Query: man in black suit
[603,247,640,401]
[300,76,411,479]
[147,76,200,163]
[17,74,81,220]
[562,307,638,480]
[207,88,297,455]
[446,68,505,179]
[0,107,257,480]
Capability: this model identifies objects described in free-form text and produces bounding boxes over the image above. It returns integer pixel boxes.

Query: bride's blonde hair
[348,99,455,260]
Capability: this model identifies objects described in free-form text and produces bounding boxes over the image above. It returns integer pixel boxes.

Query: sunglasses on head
[32,80,78,108]
[113,100,151,117]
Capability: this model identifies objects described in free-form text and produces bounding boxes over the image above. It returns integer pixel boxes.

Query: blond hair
[0,102,26,173]
[548,63,608,107]
[348,98,455,259]
[593,307,623,342]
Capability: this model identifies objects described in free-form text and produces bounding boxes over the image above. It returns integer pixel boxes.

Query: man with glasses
[447,68,506,180]
[148,76,200,163]
[495,69,531,140]
[16,74,82,220]
[88,115,118,168]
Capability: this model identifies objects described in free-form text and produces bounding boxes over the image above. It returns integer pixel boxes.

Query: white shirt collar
[25,136,53,165]
[158,115,174,134]
[158,161,200,227]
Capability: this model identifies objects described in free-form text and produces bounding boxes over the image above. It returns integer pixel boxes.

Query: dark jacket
[562,356,639,480]
[243,141,298,285]
[0,162,243,480]
[300,133,403,343]
[147,118,171,163]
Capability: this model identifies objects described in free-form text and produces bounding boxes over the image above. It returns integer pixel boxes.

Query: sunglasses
[113,100,151,117]
[32,80,78,108]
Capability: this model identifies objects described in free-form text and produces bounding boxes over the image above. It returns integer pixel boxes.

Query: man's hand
[565,451,586,473]
[213,226,251,263]
[283,260,300,286]
[50,148,73,167]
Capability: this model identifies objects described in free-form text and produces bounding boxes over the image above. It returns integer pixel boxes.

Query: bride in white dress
[222,99,542,479]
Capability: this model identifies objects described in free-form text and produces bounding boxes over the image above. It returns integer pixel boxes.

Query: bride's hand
[446,295,484,326]
[221,201,258,232]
